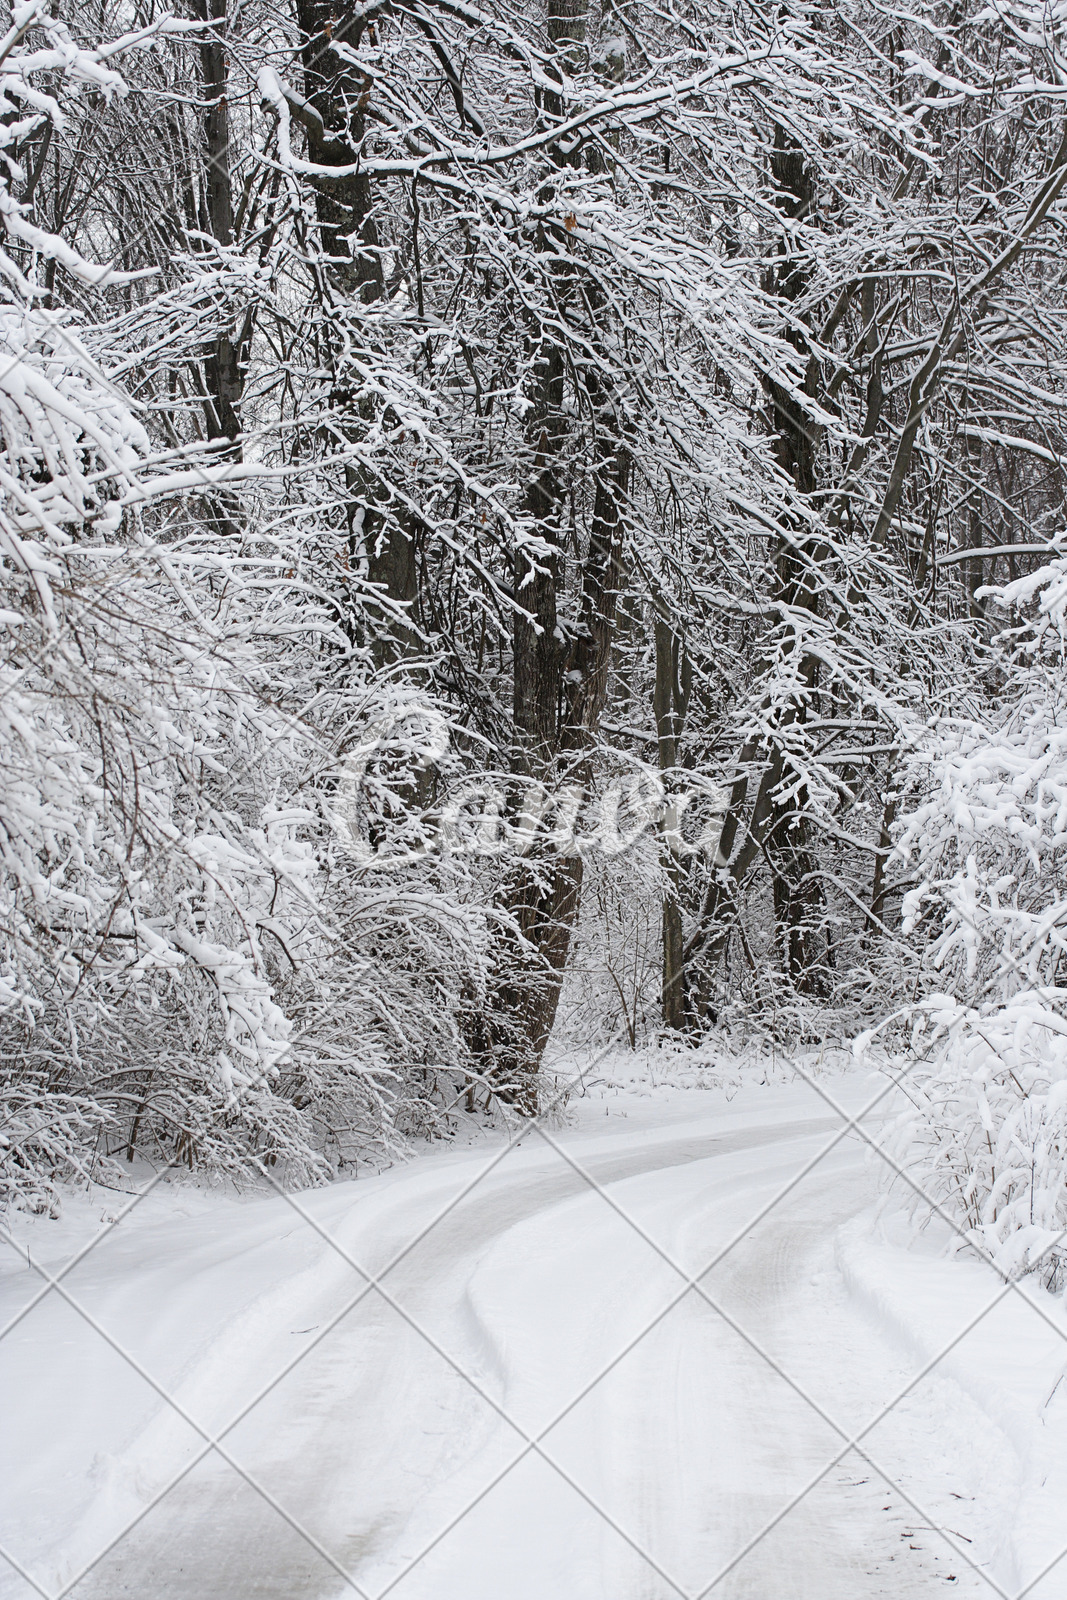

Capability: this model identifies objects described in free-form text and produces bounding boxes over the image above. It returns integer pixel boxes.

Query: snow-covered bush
[881,994,1067,1288]
[0,9,496,1211]
[0,294,490,1208]
[875,558,1067,1288]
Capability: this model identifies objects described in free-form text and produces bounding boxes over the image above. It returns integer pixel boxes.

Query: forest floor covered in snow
[2,1051,1065,1600]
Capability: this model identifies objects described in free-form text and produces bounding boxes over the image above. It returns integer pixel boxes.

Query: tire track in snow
[7,1107,1002,1599]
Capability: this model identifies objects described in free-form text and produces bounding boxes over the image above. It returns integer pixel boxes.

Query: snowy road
[1,1079,1021,1599]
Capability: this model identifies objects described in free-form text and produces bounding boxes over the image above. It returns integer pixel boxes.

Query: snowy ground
[2,1056,1064,1599]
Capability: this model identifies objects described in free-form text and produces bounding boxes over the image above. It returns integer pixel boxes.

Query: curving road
[2,1089,996,1599]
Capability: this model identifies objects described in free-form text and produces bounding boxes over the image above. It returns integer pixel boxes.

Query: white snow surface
[1,1059,1063,1599]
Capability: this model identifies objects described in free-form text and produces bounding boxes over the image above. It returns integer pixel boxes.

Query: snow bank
[837,1210,1067,1598]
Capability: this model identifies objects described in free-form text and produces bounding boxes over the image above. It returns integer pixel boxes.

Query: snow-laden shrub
[882,995,1067,1288]
[0,298,497,1206]
[0,9,495,1210]
[0,284,314,1185]
[0,1073,110,1214]
[874,556,1067,1289]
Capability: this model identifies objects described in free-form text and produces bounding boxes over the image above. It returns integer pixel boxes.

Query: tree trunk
[291,0,423,662]
[684,126,830,1002]
[498,350,631,1102]
[193,0,243,450]
[654,612,688,1030]
[868,790,898,935]
[485,0,635,1104]
[294,0,383,300]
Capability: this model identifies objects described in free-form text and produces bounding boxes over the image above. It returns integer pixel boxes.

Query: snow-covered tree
[876,556,1067,1286]
[9,0,1067,1201]
[0,4,496,1208]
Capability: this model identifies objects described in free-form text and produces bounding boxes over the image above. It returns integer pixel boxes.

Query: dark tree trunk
[868,790,898,935]
[193,0,243,450]
[485,0,636,1099]
[496,345,632,1104]
[290,2,426,662]
[759,126,829,994]
[654,612,689,1031]
[684,126,831,1001]
[294,0,383,300]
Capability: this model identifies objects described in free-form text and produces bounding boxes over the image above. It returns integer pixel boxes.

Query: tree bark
[193,0,243,449]
[754,126,828,993]
[654,612,688,1030]
[486,0,635,1103]
[294,0,383,300]
[290,1,425,663]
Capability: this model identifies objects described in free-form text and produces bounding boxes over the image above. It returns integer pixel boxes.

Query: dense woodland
[4,0,1067,1281]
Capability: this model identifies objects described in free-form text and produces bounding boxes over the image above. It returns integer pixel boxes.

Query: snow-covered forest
[12,0,1067,1594]
[5,0,1067,1287]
